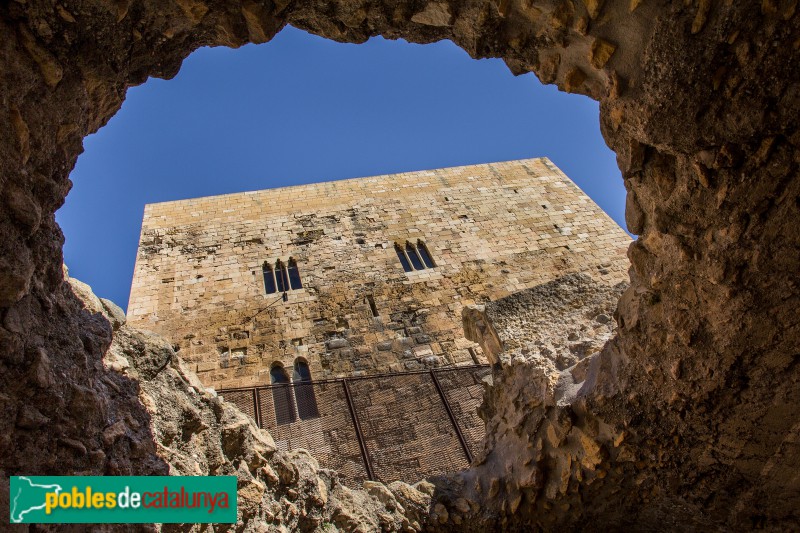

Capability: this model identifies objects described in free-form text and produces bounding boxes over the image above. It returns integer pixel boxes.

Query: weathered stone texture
[127,158,629,389]
[464,273,626,370]
[99,274,433,531]
[111,313,430,530]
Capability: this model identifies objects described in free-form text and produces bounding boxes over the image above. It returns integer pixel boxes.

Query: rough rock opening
[1,0,799,530]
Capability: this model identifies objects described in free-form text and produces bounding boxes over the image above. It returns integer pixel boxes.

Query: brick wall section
[127,158,631,389]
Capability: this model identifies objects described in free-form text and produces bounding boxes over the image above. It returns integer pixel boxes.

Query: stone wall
[128,158,630,389]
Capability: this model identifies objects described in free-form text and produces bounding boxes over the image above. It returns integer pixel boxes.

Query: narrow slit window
[366,295,379,317]
[417,240,436,268]
[293,360,320,420]
[262,263,276,294]
[287,258,303,290]
[395,244,413,272]
[270,365,297,425]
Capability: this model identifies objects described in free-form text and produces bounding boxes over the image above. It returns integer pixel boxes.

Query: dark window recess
[270,366,297,425]
[262,263,277,294]
[293,360,320,420]
[287,259,303,289]
[417,240,436,268]
[366,295,379,317]
[406,242,424,270]
[396,240,436,272]
[264,257,303,295]
[395,244,413,272]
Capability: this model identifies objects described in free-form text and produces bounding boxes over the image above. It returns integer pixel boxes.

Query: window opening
[287,258,303,290]
[263,263,276,294]
[366,295,379,317]
[265,258,303,295]
[417,240,436,268]
[406,242,425,270]
[395,244,413,272]
[270,364,297,425]
[396,240,436,272]
[293,360,320,420]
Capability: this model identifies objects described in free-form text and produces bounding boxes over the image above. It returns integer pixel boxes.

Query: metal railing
[218,365,492,486]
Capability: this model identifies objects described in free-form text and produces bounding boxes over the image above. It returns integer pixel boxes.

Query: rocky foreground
[68,270,628,531]
[70,272,434,531]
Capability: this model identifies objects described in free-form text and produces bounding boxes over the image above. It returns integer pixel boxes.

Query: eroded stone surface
[1,0,799,530]
[465,273,626,370]
[126,159,628,390]
[57,275,432,530]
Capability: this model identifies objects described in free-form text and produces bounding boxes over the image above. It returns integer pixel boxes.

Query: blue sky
[56,26,626,311]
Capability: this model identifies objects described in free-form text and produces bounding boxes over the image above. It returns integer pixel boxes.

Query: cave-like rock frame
[1,0,798,530]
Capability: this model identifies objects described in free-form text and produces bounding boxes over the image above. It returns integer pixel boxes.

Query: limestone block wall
[127,158,630,389]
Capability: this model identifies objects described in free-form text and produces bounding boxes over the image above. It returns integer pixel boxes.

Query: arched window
[270,364,297,425]
[262,262,277,294]
[263,258,303,295]
[395,240,436,272]
[416,240,436,268]
[287,258,303,290]
[395,243,412,272]
[405,241,424,270]
[292,359,319,420]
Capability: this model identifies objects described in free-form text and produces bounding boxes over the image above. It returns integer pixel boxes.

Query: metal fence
[218,365,492,486]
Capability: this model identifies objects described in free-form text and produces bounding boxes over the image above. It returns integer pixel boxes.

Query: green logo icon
[10,477,64,523]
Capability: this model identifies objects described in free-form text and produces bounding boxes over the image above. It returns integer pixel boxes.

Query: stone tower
[127,158,630,390]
